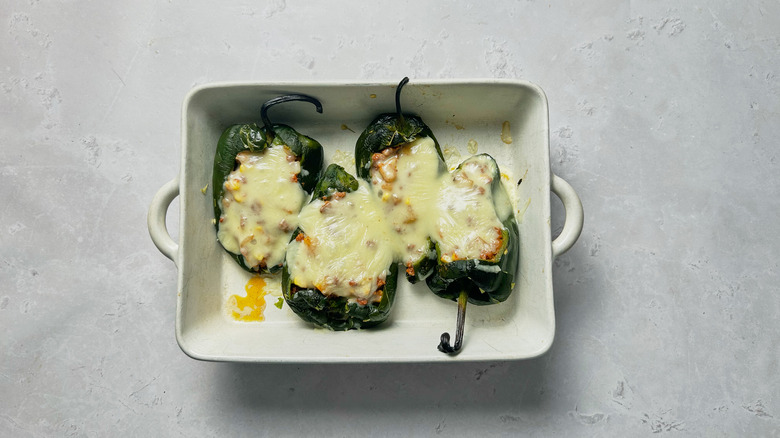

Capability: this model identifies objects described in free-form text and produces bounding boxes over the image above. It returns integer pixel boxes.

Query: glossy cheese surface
[369,137,441,266]
[435,155,509,263]
[286,182,395,303]
[217,145,306,270]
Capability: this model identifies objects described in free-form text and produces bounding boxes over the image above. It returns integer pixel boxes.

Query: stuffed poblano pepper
[282,164,399,330]
[427,154,519,354]
[355,77,447,283]
[213,94,324,274]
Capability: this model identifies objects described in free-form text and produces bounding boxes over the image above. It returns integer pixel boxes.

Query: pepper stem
[395,77,409,126]
[438,288,468,354]
[260,94,323,134]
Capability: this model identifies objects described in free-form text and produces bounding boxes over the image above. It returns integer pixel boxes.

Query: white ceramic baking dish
[148,79,583,363]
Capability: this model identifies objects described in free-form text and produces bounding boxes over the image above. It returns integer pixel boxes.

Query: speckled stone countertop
[2,1,778,436]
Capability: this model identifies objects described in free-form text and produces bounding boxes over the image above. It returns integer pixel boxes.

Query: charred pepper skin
[212,122,324,274]
[355,78,447,284]
[281,164,399,331]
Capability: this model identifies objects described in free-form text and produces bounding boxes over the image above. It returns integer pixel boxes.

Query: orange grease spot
[229,276,269,322]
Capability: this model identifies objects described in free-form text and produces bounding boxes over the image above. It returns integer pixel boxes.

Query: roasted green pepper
[355,77,447,283]
[426,154,519,354]
[282,164,399,330]
[212,94,324,274]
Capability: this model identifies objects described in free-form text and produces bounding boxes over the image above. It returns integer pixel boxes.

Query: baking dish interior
[176,80,554,362]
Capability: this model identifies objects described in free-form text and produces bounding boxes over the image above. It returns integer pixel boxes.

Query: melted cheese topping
[217,146,306,270]
[369,137,442,269]
[369,142,514,268]
[285,182,395,303]
[435,156,508,263]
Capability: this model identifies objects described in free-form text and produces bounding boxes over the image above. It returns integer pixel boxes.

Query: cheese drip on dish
[369,137,441,273]
[217,146,306,270]
[285,182,395,304]
[435,155,511,263]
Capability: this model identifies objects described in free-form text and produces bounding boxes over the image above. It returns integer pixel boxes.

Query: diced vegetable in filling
[285,182,395,304]
[217,145,306,270]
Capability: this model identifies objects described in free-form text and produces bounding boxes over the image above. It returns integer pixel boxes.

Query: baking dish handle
[550,173,584,258]
[147,177,180,264]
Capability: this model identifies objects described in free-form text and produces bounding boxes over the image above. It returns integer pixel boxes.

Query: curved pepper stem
[395,77,409,127]
[395,77,410,115]
[438,288,468,354]
[260,94,323,135]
